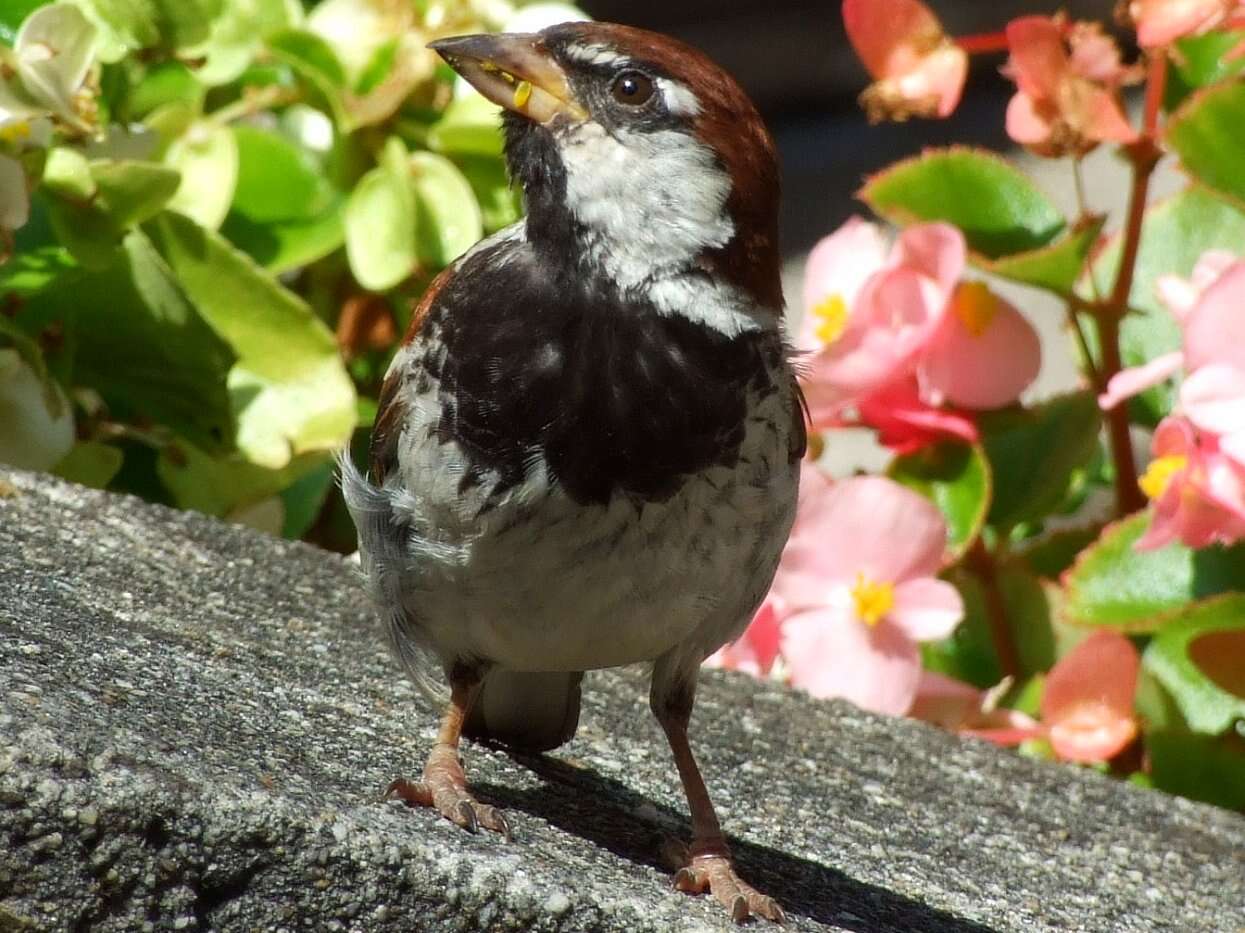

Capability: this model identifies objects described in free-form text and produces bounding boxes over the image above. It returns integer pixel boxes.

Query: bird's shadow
[473,749,994,933]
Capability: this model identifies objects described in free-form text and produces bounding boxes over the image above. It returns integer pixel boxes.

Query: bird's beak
[429,33,588,125]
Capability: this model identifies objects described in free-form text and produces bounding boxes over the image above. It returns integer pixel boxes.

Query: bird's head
[430,22,782,315]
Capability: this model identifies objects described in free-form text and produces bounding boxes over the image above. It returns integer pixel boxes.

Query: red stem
[956,31,1010,55]
[968,540,1020,680]
[1093,53,1167,518]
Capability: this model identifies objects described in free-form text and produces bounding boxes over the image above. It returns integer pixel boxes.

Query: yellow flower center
[811,293,849,345]
[851,573,895,627]
[954,281,1000,338]
[1138,454,1187,500]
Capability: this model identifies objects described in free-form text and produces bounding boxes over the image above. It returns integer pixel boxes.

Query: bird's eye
[610,71,655,106]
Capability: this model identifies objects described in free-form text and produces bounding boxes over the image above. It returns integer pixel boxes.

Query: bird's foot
[384,742,511,838]
[669,841,785,924]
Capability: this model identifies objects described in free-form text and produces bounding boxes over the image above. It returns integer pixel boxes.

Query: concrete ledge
[2,469,1242,931]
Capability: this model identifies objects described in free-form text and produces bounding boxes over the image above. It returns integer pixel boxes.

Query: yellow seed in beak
[514,80,533,109]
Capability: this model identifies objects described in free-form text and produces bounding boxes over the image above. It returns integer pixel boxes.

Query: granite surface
[2,468,1243,932]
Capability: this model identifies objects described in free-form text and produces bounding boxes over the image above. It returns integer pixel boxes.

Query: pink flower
[1004,16,1138,157]
[1099,251,1245,479]
[799,218,1040,451]
[1041,630,1140,763]
[1136,417,1245,551]
[913,633,1141,764]
[705,596,783,677]
[772,471,963,715]
[910,672,1042,744]
[842,0,968,122]
[1129,0,1240,47]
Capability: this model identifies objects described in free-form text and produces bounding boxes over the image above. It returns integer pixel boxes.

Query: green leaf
[0,0,44,47]
[267,27,348,124]
[410,151,482,269]
[144,211,356,469]
[456,155,520,234]
[164,119,238,230]
[15,229,237,451]
[1167,79,1245,210]
[220,123,344,274]
[860,147,1065,258]
[1016,525,1102,578]
[179,0,294,86]
[1086,188,1245,426]
[887,441,990,562]
[0,245,76,296]
[44,154,182,266]
[1146,729,1245,811]
[279,455,335,538]
[1062,512,1245,631]
[53,440,124,488]
[73,0,225,57]
[1164,30,1245,111]
[1143,594,1245,734]
[923,568,1002,688]
[979,392,1101,532]
[156,436,326,518]
[977,216,1104,297]
[345,138,416,291]
[128,60,204,116]
[427,94,505,158]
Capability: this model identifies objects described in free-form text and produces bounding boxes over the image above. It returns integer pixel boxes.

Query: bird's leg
[386,668,510,837]
[652,671,785,924]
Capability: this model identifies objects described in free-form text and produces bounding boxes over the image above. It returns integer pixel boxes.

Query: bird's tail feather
[465,669,584,752]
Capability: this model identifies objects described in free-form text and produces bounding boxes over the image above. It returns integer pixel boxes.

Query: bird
[340,20,804,923]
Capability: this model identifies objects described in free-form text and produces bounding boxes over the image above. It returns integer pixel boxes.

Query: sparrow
[341,20,804,923]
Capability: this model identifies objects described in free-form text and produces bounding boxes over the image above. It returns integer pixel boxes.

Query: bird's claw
[384,744,511,839]
[672,853,785,925]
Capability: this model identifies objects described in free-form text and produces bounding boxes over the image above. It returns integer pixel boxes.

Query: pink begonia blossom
[1135,417,1245,551]
[705,596,783,677]
[1129,0,1241,47]
[1041,631,1140,762]
[1003,16,1138,157]
[912,633,1141,763]
[842,0,968,122]
[799,218,1040,451]
[708,466,964,715]
[1098,251,1245,549]
[909,672,1041,744]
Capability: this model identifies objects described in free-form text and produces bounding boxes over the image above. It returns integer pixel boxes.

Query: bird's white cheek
[558,124,735,288]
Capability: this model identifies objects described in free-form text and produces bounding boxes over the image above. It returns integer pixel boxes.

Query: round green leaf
[1143,594,1245,735]
[887,441,990,562]
[345,158,416,291]
[427,94,504,158]
[221,124,344,273]
[456,155,520,234]
[1062,512,1245,631]
[164,119,238,230]
[409,151,482,269]
[1085,188,1245,426]
[859,147,1065,258]
[1167,79,1245,210]
[979,391,1101,532]
[53,440,123,488]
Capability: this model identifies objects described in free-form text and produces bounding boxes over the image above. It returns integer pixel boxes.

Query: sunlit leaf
[887,441,990,562]
[344,137,415,290]
[164,119,238,229]
[145,211,355,468]
[1143,594,1245,735]
[860,147,1065,258]
[410,150,482,269]
[1062,512,1245,631]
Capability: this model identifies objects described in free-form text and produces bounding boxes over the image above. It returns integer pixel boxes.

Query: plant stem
[956,31,1010,54]
[968,540,1020,681]
[1093,53,1167,518]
